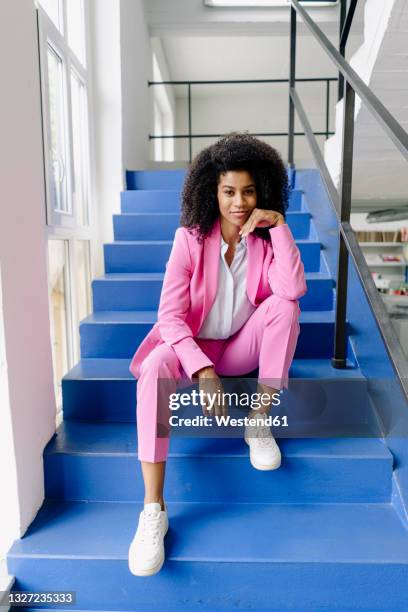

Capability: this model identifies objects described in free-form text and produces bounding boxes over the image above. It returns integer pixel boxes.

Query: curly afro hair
[180,131,290,244]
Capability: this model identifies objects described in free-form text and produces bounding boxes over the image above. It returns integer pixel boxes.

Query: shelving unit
[359,242,408,288]
[358,241,408,357]
[351,213,408,357]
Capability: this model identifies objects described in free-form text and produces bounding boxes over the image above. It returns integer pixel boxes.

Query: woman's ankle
[144,497,166,511]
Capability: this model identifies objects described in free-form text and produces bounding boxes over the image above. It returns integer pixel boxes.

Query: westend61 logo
[167,389,288,428]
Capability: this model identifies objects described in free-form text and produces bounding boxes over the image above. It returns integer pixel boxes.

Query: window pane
[47,45,69,214]
[71,71,90,225]
[38,0,63,32]
[48,240,70,411]
[66,0,86,65]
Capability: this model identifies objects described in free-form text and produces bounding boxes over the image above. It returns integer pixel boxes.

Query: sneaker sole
[128,520,169,577]
[244,437,282,471]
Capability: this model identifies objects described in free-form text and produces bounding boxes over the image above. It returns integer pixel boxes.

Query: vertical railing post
[325,79,330,139]
[288,5,296,168]
[332,79,355,368]
[188,83,192,163]
[338,0,347,100]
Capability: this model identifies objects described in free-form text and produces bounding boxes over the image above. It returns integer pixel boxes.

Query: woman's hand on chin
[239,209,285,237]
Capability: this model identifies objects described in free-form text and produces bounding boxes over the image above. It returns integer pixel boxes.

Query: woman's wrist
[197,365,216,378]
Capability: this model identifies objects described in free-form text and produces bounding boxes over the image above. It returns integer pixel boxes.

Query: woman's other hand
[197,366,228,417]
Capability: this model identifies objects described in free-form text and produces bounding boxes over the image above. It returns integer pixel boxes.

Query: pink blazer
[129,216,307,381]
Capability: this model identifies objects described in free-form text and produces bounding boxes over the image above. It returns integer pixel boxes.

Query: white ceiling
[143,0,365,37]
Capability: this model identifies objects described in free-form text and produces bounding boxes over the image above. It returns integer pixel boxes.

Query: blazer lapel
[246,230,264,306]
[199,216,222,329]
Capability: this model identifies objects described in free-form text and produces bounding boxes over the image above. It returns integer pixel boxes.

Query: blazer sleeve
[157,227,214,381]
[267,223,307,300]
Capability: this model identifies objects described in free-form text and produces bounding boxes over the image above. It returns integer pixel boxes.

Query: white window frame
[36,1,95,420]
[37,3,91,230]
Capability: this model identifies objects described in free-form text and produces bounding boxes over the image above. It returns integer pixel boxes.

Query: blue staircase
[7,168,408,611]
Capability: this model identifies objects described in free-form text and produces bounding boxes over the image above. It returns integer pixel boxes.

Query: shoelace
[140,511,162,547]
[254,425,275,448]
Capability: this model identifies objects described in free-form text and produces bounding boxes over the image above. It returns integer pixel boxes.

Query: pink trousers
[136,294,301,463]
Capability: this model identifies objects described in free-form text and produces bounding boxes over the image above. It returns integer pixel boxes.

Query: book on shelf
[356,230,403,242]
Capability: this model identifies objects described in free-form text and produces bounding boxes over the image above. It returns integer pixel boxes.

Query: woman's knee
[139,343,181,378]
[264,293,300,318]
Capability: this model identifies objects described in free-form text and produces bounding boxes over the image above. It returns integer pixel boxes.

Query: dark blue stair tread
[44,420,392,459]
[121,188,303,194]
[79,310,336,325]
[104,238,320,246]
[115,210,310,217]
[93,270,334,283]
[8,499,408,563]
[124,188,181,193]
[63,357,362,381]
[94,272,166,281]
[105,240,174,245]
[80,311,157,324]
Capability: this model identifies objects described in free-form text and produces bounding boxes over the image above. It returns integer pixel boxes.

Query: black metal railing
[288,0,408,401]
[148,77,337,163]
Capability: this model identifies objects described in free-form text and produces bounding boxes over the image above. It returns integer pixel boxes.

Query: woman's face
[217,170,257,230]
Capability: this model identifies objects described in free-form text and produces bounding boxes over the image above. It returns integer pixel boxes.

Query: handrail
[149,77,337,163]
[289,0,408,402]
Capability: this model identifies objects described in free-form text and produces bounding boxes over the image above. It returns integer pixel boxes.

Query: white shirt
[197,235,256,339]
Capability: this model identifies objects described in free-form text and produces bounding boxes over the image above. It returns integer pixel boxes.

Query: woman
[128,132,307,577]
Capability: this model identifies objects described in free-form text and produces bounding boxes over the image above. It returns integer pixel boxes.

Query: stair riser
[104,242,321,273]
[113,211,311,241]
[7,561,408,611]
[62,376,366,425]
[121,189,303,213]
[79,321,334,359]
[44,453,391,503]
[92,278,333,311]
[125,168,295,192]
[126,169,187,189]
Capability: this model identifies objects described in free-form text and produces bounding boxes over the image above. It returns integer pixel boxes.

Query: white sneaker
[244,410,282,471]
[128,502,169,576]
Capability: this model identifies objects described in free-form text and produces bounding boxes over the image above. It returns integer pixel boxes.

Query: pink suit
[129,217,307,463]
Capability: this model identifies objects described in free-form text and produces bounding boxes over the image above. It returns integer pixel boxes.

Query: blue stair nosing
[91,272,334,312]
[62,357,363,382]
[79,309,337,326]
[7,499,408,564]
[43,422,392,460]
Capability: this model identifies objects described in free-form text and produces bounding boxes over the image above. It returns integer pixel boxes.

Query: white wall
[88,0,152,258]
[175,83,335,164]
[120,0,153,171]
[0,0,56,565]
[151,37,176,161]
[88,0,123,271]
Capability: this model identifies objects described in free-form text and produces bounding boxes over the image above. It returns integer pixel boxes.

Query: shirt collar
[220,235,247,250]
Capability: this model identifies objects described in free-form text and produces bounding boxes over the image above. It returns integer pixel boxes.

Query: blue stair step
[92,271,334,312]
[113,210,312,241]
[63,357,362,423]
[7,499,408,611]
[121,188,303,213]
[79,310,336,359]
[43,421,392,503]
[104,239,321,273]
[125,167,295,192]
[126,169,187,190]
